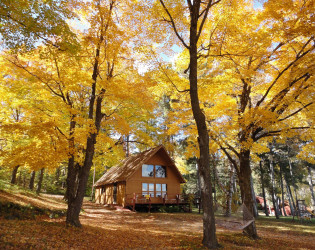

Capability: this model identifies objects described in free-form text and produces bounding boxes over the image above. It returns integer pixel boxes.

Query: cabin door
[113,183,117,204]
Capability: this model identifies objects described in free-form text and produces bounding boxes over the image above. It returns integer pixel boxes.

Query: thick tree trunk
[307,166,315,207]
[259,161,269,216]
[66,1,109,223]
[66,160,92,227]
[269,159,279,219]
[29,171,36,190]
[279,164,287,216]
[36,168,44,194]
[238,150,258,239]
[10,165,20,184]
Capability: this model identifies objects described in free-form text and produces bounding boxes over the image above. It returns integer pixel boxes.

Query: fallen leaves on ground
[0,195,315,249]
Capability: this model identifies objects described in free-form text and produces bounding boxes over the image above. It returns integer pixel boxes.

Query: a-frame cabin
[94,145,186,209]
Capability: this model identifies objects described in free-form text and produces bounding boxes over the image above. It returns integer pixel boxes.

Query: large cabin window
[155,165,166,178]
[142,164,166,178]
[142,164,154,177]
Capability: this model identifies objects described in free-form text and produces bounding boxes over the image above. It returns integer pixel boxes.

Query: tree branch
[256,37,314,108]
[197,0,221,41]
[159,0,190,49]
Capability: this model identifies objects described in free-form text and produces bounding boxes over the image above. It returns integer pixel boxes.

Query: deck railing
[95,192,186,210]
[125,193,185,211]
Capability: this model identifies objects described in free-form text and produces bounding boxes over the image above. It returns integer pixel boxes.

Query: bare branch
[5,13,66,51]
[159,0,190,49]
[5,57,65,99]
[151,48,190,93]
[55,126,68,140]
[256,37,314,108]
[278,102,313,121]
[255,126,312,141]
[220,146,240,177]
[197,0,222,41]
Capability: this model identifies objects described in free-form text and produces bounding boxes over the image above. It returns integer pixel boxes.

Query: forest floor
[0,182,315,249]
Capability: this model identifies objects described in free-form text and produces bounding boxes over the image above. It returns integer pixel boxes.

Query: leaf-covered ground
[0,185,314,249]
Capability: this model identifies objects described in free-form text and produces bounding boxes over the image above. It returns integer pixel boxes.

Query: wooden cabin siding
[117,182,126,206]
[104,184,113,204]
[94,145,185,208]
[95,188,101,203]
[95,182,126,206]
[125,151,181,204]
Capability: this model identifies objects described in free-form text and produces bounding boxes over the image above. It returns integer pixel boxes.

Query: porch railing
[125,193,184,212]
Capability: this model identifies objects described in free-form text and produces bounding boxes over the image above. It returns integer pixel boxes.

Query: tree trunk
[288,158,299,208]
[279,164,287,216]
[10,165,20,184]
[29,171,36,190]
[250,174,258,218]
[66,0,111,223]
[225,165,234,217]
[55,167,61,184]
[238,150,258,239]
[36,168,44,194]
[307,166,315,208]
[188,4,218,247]
[23,171,26,188]
[259,161,269,216]
[91,163,96,200]
[213,162,217,205]
[269,159,279,219]
[285,178,294,216]
[277,197,283,216]
[285,178,296,215]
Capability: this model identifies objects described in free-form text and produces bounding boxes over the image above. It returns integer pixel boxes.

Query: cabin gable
[94,145,185,207]
[125,149,182,202]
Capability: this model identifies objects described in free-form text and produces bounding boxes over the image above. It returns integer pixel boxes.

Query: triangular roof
[94,145,185,187]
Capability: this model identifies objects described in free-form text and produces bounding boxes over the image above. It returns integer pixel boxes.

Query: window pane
[156,184,161,191]
[142,164,154,177]
[162,184,167,191]
[142,183,147,191]
[149,183,154,191]
[142,191,148,197]
[149,192,154,197]
[155,165,166,178]
[156,192,162,197]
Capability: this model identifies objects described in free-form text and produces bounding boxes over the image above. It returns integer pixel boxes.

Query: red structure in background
[255,196,292,215]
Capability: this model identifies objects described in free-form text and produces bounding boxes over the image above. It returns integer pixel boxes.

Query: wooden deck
[125,193,190,212]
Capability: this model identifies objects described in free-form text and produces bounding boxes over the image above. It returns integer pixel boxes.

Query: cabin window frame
[142,183,167,198]
[142,164,154,177]
[142,183,154,197]
[155,165,166,178]
[155,183,167,198]
[141,164,167,178]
